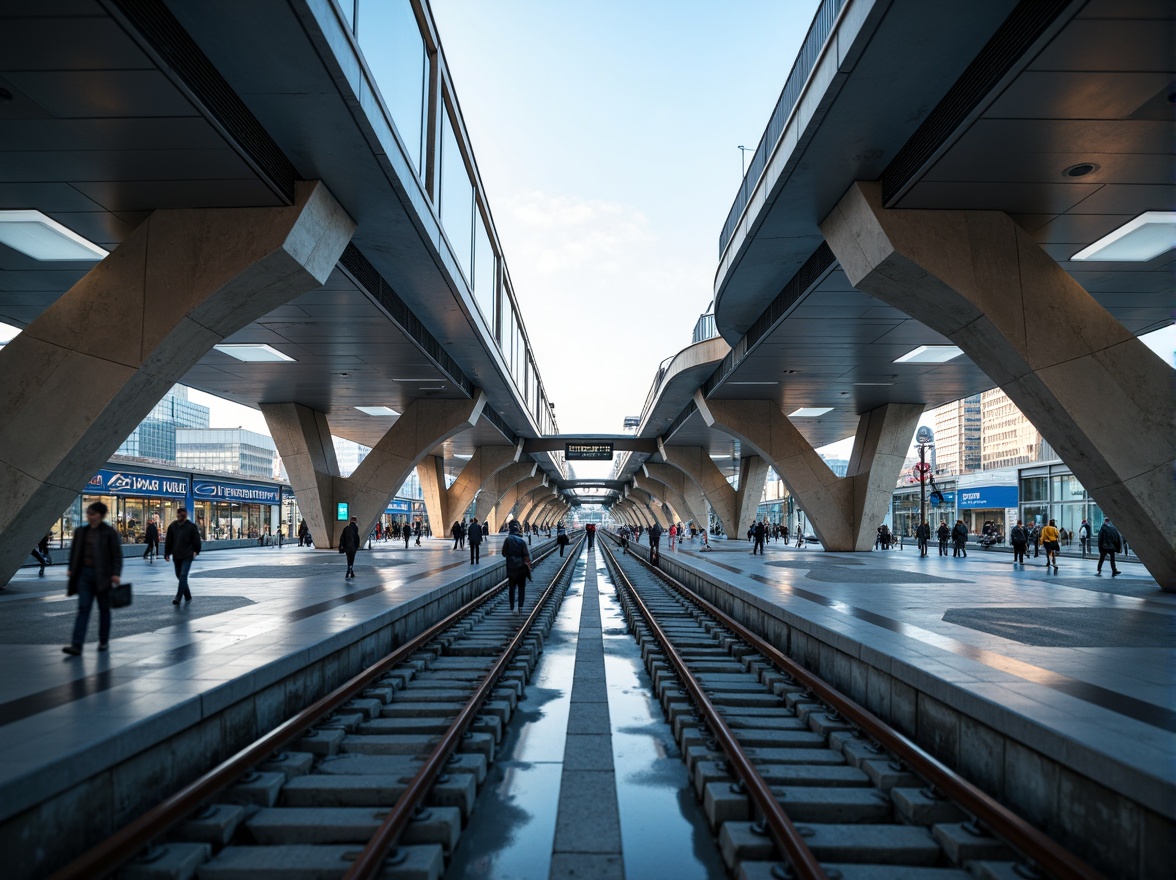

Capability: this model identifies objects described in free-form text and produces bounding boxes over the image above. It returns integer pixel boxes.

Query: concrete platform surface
[647,536,1175,822]
[0,537,531,823]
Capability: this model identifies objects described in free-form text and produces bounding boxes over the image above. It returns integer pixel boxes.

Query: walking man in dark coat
[1096,519,1122,576]
[142,518,159,562]
[502,522,532,613]
[63,501,122,655]
[339,516,360,579]
[164,506,201,605]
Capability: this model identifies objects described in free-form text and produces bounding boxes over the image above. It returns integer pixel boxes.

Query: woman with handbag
[63,501,123,655]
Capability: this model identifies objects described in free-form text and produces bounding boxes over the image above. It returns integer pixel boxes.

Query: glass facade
[891,482,958,539]
[473,211,496,326]
[354,0,426,173]
[116,386,210,462]
[176,428,276,479]
[440,108,473,279]
[1019,462,1104,540]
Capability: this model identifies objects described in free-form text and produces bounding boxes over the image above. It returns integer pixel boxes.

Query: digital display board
[336,502,350,521]
[565,443,614,461]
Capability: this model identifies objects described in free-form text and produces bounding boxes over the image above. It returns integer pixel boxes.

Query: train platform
[635,535,1175,862]
[0,536,549,844]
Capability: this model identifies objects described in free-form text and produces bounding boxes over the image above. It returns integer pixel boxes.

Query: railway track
[50,536,585,880]
[598,535,1103,880]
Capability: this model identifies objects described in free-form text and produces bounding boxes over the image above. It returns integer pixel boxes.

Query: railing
[718,0,846,256]
[691,312,717,344]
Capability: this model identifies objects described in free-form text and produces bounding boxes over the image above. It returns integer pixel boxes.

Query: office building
[115,386,210,462]
[176,428,277,479]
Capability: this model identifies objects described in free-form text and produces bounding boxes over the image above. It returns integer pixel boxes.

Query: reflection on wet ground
[597,553,726,879]
[445,555,585,879]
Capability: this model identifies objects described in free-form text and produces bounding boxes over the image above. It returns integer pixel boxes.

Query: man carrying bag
[63,501,123,655]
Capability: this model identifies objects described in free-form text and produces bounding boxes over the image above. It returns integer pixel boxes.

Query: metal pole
[919,444,927,536]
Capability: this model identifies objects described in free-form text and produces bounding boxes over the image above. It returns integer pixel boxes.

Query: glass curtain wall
[355,0,427,174]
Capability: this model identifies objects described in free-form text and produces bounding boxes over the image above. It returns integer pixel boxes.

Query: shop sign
[193,479,281,505]
[957,485,1018,509]
[88,469,188,498]
[385,500,412,515]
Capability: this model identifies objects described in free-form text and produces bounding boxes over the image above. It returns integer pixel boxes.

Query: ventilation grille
[339,243,476,399]
[663,399,699,442]
[480,408,519,446]
[881,0,1073,205]
[111,0,298,203]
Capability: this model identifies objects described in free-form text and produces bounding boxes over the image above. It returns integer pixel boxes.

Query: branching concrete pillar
[628,485,672,528]
[474,462,537,532]
[517,486,557,525]
[0,181,354,585]
[264,393,486,548]
[822,181,1176,586]
[640,462,707,526]
[495,473,547,529]
[416,442,522,539]
[697,392,921,551]
[656,440,763,538]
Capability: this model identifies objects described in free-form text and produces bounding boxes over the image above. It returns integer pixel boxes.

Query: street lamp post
[915,426,935,539]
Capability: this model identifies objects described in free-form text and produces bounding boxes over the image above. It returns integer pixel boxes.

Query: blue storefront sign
[957,486,1017,509]
[385,500,412,515]
[193,479,281,505]
[88,469,188,498]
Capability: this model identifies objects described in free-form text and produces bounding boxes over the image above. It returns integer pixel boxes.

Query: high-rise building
[981,388,1044,469]
[115,386,210,462]
[333,437,371,478]
[929,394,981,476]
[176,428,276,479]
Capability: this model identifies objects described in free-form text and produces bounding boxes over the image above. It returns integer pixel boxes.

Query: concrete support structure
[696,393,922,552]
[656,440,764,539]
[531,497,559,527]
[639,463,707,527]
[0,181,353,586]
[263,393,486,548]
[416,443,522,536]
[517,486,557,525]
[630,477,682,525]
[473,462,537,532]
[494,473,547,530]
[822,181,1176,587]
[628,486,672,528]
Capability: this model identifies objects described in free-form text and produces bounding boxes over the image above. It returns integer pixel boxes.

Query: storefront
[191,478,282,541]
[58,461,289,547]
[891,481,956,538]
[953,469,1018,539]
[1020,461,1103,542]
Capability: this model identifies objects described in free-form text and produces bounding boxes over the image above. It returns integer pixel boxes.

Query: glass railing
[718,0,845,256]
[692,312,717,344]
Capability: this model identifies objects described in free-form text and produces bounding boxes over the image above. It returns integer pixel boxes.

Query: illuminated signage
[336,502,350,521]
[565,443,614,461]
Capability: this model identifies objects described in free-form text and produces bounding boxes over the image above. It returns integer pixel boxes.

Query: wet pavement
[448,548,724,879]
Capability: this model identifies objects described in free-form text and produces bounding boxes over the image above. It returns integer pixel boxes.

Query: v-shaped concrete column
[498,474,548,525]
[0,181,353,586]
[822,181,1176,587]
[417,442,523,536]
[655,440,766,538]
[263,393,486,548]
[629,478,681,524]
[639,463,708,527]
[628,486,672,528]
[473,461,538,532]
[517,486,558,525]
[696,392,922,551]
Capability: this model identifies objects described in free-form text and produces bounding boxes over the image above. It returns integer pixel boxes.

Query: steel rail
[343,535,586,880]
[599,539,828,880]
[49,538,570,880]
[610,533,1105,880]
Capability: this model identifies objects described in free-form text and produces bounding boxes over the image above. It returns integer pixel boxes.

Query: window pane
[440,110,473,279]
[357,0,425,173]
[473,212,495,324]
[1021,476,1048,502]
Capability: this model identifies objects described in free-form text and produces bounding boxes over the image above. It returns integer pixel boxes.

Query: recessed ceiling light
[0,210,108,261]
[1071,211,1176,262]
[0,320,21,344]
[1062,162,1099,178]
[789,407,834,417]
[355,406,399,416]
[894,345,963,364]
[214,343,295,363]
[853,382,895,386]
[418,386,446,391]
[729,381,778,385]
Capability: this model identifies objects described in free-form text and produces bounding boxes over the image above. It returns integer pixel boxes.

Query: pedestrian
[1040,519,1061,571]
[469,516,483,564]
[339,515,360,579]
[669,523,677,551]
[503,521,532,613]
[649,522,663,553]
[1010,520,1028,566]
[586,522,597,550]
[62,501,122,655]
[951,519,968,558]
[915,520,930,557]
[1078,519,1091,557]
[414,519,422,546]
[164,506,202,605]
[403,520,412,549]
[751,520,766,555]
[937,520,950,556]
[1096,518,1122,576]
[1029,524,1041,558]
[298,518,309,547]
[451,520,463,551]
[620,525,630,555]
[142,518,159,562]
[31,533,52,577]
[556,522,569,557]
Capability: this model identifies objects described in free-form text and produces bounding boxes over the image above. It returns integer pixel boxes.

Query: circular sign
[916,426,935,445]
[914,462,931,474]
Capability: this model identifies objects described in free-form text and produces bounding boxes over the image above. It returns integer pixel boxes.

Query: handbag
[109,581,133,608]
